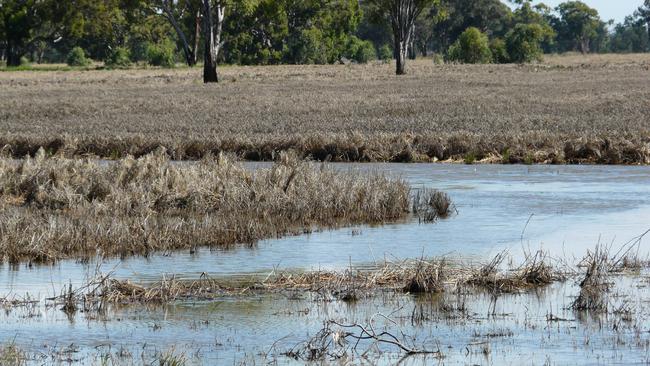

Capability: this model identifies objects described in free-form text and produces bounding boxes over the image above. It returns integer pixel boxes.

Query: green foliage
[66,47,91,66]
[489,38,509,63]
[464,152,476,165]
[431,0,512,52]
[344,36,376,63]
[19,56,30,66]
[447,27,492,64]
[378,44,393,61]
[223,0,288,65]
[146,40,176,68]
[105,47,131,69]
[287,27,329,64]
[610,16,650,52]
[505,23,546,63]
[554,1,601,53]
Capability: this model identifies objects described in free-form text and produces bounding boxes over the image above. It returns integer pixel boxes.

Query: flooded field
[2,163,650,365]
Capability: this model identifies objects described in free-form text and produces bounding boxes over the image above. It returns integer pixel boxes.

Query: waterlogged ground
[2,164,650,365]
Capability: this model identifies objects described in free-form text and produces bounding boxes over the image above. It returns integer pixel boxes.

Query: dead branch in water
[284,313,443,361]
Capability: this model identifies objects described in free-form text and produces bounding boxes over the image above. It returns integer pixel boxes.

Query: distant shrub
[432,53,444,65]
[505,23,546,63]
[146,40,176,68]
[105,47,132,68]
[19,56,31,67]
[344,36,376,63]
[489,38,509,64]
[447,27,492,64]
[66,47,91,67]
[287,27,328,64]
[378,44,393,61]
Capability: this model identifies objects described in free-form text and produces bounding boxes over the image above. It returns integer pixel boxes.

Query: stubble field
[1,54,650,163]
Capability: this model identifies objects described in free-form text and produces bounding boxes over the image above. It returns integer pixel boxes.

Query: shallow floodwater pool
[2,163,650,365]
[3,164,650,294]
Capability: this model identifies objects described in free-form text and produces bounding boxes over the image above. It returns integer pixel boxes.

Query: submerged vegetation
[0,149,411,263]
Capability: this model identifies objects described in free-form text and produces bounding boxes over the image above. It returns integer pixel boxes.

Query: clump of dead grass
[0,149,411,263]
[412,189,455,223]
[572,246,612,312]
[467,250,561,293]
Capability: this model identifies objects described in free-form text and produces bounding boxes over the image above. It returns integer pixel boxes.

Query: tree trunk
[407,24,416,60]
[389,0,425,75]
[164,10,195,67]
[579,38,589,54]
[193,9,201,66]
[395,38,407,75]
[6,41,21,67]
[202,0,222,83]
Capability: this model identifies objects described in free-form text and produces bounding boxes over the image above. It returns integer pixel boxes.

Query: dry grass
[1,55,649,164]
[0,149,410,263]
[412,189,454,223]
[67,255,560,306]
[572,246,611,312]
[467,250,561,293]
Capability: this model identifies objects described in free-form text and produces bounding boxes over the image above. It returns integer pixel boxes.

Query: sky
[512,0,644,24]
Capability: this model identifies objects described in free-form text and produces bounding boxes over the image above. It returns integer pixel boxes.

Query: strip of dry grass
[55,251,561,308]
[1,56,649,164]
[0,149,410,263]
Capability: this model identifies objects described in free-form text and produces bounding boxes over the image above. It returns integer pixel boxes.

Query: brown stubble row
[0,150,410,263]
[1,56,650,163]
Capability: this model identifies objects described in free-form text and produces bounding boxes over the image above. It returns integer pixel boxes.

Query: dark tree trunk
[159,0,198,67]
[395,38,407,75]
[6,41,21,67]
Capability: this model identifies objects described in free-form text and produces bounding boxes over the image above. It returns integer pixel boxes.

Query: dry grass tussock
[1,56,649,164]
[58,254,561,307]
[467,250,562,293]
[0,149,410,263]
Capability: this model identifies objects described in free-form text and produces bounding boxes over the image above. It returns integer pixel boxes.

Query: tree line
[1,0,649,81]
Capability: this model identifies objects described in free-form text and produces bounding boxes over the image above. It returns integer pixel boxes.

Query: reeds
[467,250,561,293]
[73,255,559,306]
[0,150,411,263]
[412,189,454,222]
[572,246,612,312]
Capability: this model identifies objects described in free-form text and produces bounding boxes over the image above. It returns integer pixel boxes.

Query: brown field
[1,54,650,163]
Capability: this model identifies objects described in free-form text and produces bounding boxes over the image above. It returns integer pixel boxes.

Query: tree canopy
[1,0,649,69]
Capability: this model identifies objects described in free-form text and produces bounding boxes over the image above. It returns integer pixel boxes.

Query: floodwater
[2,164,650,365]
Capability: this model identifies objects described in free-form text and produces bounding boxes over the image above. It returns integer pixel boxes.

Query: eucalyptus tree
[365,0,437,75]
[637,0,650,42]
[554,1,601,53]
[149,0,202,66]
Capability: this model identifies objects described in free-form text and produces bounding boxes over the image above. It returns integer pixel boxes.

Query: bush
[447,27,492,64]
[432,53,444,65]
[146,40,176,68]
[344,36,376,63]
[489,38,509,64]
[505,23,545,63]
[287,27,328,64]
[19,56,31,67]
[378,44,393,61]
[66,47,91,67]
[104,47,132,68]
